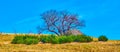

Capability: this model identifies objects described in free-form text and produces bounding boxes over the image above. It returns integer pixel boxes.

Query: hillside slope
[0,35,120,52]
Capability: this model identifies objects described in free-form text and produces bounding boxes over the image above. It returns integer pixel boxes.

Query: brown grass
[0,35,120,52]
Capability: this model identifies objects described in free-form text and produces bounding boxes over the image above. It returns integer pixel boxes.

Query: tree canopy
[37,10,85,36]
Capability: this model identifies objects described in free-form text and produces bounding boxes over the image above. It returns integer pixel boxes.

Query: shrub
[39,35,93,44]
[12,35,93,44]
[11,35,39,45]
[25,38,39,45]
[74,35,93,42]
[51,36,59,44]
[64,35,74,43]
[58,36,67,44]
[86,36,93,42]
[39,35,51,43]
[98,35,108,41]
[39,35,59,44]
[11,36,25,44]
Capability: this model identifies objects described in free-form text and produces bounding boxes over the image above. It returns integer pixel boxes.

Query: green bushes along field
[12,35,93,45]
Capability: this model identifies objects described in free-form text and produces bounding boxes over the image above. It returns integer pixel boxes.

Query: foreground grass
[0,35,120,52]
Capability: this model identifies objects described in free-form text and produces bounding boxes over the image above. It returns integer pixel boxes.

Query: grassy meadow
[0,35,120,52]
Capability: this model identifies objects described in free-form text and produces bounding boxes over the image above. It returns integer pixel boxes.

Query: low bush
[11,36,25,44]
[39,35,51,43]
[50,35,59,44]
[39,35,93,44]
[12,35,93,44]
[74,35,93,42]
[25,38,39,45]
[11,35,39,45]
[58,36,67,44]
[39,35,59,44]
[98,35,108,41]
[58,35,74,43]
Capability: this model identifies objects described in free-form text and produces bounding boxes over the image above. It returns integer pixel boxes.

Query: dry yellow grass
[0,35,120,52]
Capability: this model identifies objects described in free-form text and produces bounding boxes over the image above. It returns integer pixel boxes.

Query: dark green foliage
[50,35,59,44]
[39,35,93,44]
[11,35,39,45]
[74,35,93,42]
[58,36,67,43]
[12,35,93,44]
[98,35,108,41]
[39,36,46,43]
[25,38,39,45]
[39,35,51,43]
[39,35,59,44]
[11,36,25,44]
[59,35,74,43]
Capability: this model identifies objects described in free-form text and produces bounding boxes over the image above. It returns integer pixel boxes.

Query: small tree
[38,10,85,36]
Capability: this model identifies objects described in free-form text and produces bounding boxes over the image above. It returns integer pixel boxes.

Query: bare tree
[38,10,85,36]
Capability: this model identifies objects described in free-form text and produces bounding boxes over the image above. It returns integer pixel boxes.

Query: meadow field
[0,35,120,52]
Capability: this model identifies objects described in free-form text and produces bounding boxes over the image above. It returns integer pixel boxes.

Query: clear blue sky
[0,0,120,40]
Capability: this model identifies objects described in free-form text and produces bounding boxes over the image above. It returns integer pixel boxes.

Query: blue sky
[0,0,120,40]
